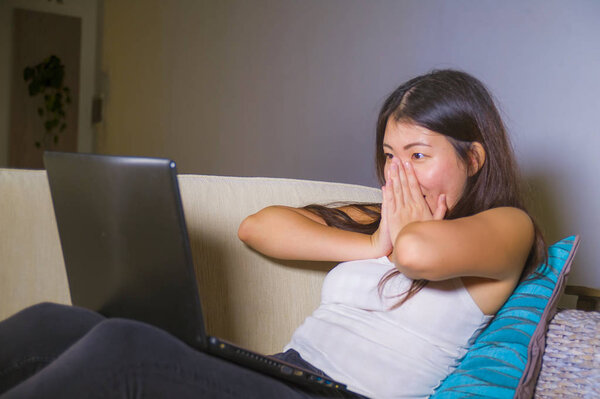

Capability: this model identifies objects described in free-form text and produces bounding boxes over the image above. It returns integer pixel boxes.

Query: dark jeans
[0,303,363,398]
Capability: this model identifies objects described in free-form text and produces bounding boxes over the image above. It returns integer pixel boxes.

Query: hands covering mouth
[381,158,447,246]
[370,159,447,257]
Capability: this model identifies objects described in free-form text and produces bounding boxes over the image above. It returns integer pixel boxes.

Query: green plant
[23,55,71,148]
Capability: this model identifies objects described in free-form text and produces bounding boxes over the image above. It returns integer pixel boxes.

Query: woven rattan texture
[534,309,600,398]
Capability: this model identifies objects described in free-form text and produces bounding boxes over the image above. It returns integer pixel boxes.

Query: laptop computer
[43,151,356,396]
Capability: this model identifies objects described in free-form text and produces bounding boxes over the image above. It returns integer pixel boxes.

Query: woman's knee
[86,318,165,343]
[0,303,104,394]
[10,302,70,322]
[83,319,180,351]
[69,318,194,367]
[9,302,103,335]
[2,302,101,339]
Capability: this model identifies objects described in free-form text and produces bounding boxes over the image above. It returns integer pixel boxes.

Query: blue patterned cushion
[431,235,580,399]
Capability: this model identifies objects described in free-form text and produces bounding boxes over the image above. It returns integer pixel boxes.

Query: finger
[383,162,392,184]
[385,161,392,184]
[383,183,393,215]
[396,160,411,205]
[395,159,410,203]
[403,161,425,203]
[381,185,388,218]
[384,178,396,213]
[390,160,404,208]
[433,194,447,220]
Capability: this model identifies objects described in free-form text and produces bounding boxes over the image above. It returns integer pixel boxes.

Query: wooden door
[8,8,81,169]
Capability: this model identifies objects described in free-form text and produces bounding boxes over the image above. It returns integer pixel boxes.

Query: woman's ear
[468,142,486,176]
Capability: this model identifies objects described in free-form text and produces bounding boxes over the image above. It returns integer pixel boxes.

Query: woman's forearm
[238,206,384,262]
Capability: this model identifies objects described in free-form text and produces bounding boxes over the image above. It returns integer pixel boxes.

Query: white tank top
[285,256,493,399]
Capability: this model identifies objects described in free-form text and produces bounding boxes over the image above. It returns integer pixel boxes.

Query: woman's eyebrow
[403,142,431,150]
[383,142,432,151]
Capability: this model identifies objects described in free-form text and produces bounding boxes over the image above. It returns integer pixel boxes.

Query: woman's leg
[2,318,351,399]
[0,302,104,394]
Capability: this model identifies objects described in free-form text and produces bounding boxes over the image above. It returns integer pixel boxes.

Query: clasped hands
[371,158,447,256]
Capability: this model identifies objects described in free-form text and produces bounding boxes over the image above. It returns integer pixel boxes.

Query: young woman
[237,69,544,397]
[0,70,544,399]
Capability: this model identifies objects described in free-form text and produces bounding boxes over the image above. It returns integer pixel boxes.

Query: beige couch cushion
[0,169,70,318]
[0,169,381,354]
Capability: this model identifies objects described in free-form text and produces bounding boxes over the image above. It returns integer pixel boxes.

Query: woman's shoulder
[478,206,532,220]
[474,206,534,240]
[469,206,535,261]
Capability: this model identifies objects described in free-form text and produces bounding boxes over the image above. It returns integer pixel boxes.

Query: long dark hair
[306,69,546,307]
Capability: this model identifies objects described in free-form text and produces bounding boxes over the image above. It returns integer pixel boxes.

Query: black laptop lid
[44,152,207,350]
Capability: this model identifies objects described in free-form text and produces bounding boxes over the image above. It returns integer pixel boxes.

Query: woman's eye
[384,153,394,160]
[412,153,425,160]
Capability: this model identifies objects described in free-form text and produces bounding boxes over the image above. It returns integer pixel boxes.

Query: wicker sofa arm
[534,309,600,397]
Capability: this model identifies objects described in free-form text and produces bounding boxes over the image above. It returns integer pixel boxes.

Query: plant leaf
[23,67,34,81]
[28,82,38,96]
[44,120,56,132]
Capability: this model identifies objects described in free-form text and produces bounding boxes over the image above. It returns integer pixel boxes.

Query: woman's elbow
[238,214,258,244]
[391,230,433,280]
[238,206,278,245]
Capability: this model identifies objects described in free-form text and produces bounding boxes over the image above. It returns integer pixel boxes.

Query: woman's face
[382,119,469,213]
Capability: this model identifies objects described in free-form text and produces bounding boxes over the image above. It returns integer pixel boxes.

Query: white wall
[97,0,599,287]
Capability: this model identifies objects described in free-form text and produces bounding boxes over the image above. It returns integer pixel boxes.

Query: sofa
[1,168,598,397]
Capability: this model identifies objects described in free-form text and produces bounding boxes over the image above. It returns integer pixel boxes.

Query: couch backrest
[0,169,70,317]
[0,169,381,354]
